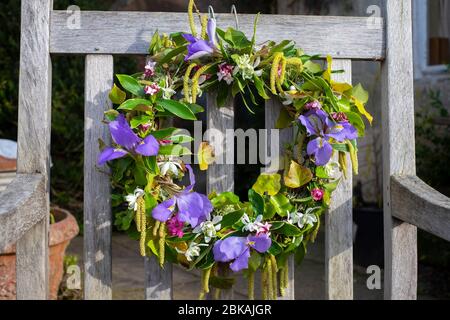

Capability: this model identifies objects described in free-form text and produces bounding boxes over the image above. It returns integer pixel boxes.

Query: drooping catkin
[137,196,146,256]
[270,255,278,299]
[214,288,221,300]
[203,267,212,293]
[279,267,286,297]
[191,64,213,104]
[346,141,359,175]
[200,14,208,39]
[261,265,268,300]
[266,258,274,300]
[158,223,166,267]
[188,0,197,37]
[276,56,287,93]
[283,259,289,292]
[183,63,197,103]
[153,220,161,237]
[270,53,283,94]
[311,216,321,243]
[339,151,348,179]
[247,271,255,300]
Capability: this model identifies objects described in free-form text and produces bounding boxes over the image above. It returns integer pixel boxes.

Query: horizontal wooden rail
[0,174,46,252]
[50,11,385,60]
[391,175,450,242]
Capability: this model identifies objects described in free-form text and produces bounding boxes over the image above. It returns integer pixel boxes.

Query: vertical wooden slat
[381,0,417,300]
[206,92,234,299]
[15,0,53,300]
[144,256,173,300]
[325,59,353,300]
[265,99,295,300]
[84,55,114,300]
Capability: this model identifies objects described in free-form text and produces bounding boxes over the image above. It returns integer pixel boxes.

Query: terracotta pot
[0,207,79,300]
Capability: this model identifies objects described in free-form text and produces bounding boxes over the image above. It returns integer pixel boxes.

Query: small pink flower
[167,214,184,238]
[311,188,324,201]
[278,65,283,77]
[140,123,151,131]
[144,60,156,78]
[331,112,348,122]
[305,100,322,110]
[256,222,272,236]
[217,63,234,85]
[144,83,160,96]
[159,139,172,146]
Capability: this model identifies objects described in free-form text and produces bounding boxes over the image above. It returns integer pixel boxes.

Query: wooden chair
[1,0,449,300]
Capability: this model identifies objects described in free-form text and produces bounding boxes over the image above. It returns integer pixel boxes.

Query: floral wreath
[98,0,372,300]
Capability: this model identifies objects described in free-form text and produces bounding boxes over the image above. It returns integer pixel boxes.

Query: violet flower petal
[177,192,212,227]
[135,135,160,156]
[97,147,128,165]
[247,234,272,253]
[307,137,333,166]
[109,114,140,151]
[230,247,251,272]
[207,18,217,46]
[152,198,176,222]
[213,237,247,262]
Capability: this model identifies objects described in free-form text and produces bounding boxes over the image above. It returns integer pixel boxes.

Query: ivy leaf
[156,99,197,120]
[284,161,313,189]
[248,189,264,217]
[116,74,144,96]
[109,84,126,104]
[252,173,281,196]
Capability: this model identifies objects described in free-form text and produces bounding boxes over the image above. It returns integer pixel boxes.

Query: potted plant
[0,206,79,300]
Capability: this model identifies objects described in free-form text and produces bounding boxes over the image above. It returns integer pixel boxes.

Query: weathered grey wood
[0,174,46,252]
[15,0,53,300]
[265,98,295,300]
[50,11,385,60]
[325,59,353,300]
[84,54,114,300]
[381,0,417,300]
[144,256,173,300]
[391,175,450,242]
[206,92,234,299]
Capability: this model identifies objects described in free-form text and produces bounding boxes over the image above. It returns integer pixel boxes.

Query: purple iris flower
[98,114,160,165]
[152,165,213,228]
[299,109,357,166]
[183,18,217,61]
[213,234,272,272]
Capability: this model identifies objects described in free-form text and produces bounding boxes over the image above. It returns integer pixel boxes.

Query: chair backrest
[13,0,442,300]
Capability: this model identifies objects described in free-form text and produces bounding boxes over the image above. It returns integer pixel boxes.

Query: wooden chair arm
[0,173,46,251]
[391,175,450,241]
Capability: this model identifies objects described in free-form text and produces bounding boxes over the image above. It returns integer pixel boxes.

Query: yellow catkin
[279,267,286,297]
[153,220,161,237]
[261,266,268,300]
[136,208,141,233]
[347,141,359,175]
[200,14,208,39]
[158,223,166,267]
[339,151,348,179]
[247,271,255,300]
[311,216,321,243]
[183,63,197,103]
[284,260,289,292]
[270,255,278,299]
[188,0,197,37]
[286,57,304,73]
[137,196,146,256]
[270,53,283,94]
[191,64,213,104]
[214,289,221,300]
[278,56,287,85]
[203,267,212,293]
[266,258,274,300]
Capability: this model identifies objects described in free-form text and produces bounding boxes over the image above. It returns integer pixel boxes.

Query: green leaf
[220,209,245,228]
[248,252,262,272]
[186,103,204,114]
[158,144,192,156]
[248,189,264,217]
[253,75,270,100]
[345,111,365,137]
[143,156,159,174]
[315,166,329,179]
[158,45,187,64]
[224,28,252,49]
[151,127,178,139]
[274,223,302,236]
[331,143,350,152]
[116,74,144,96]
[268,241,283,256]
[294,242,307,265]
[117,98,152,111]
[109,84,126,104]
[210,191,241,208]
[252,173,281,196]
[170,134,194,144]
[156,99,197,120]
[130,115,151,129]
[269,194,293,217]
[104,109,119,121]
[303,61,322,74]
[351,83,369,104]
